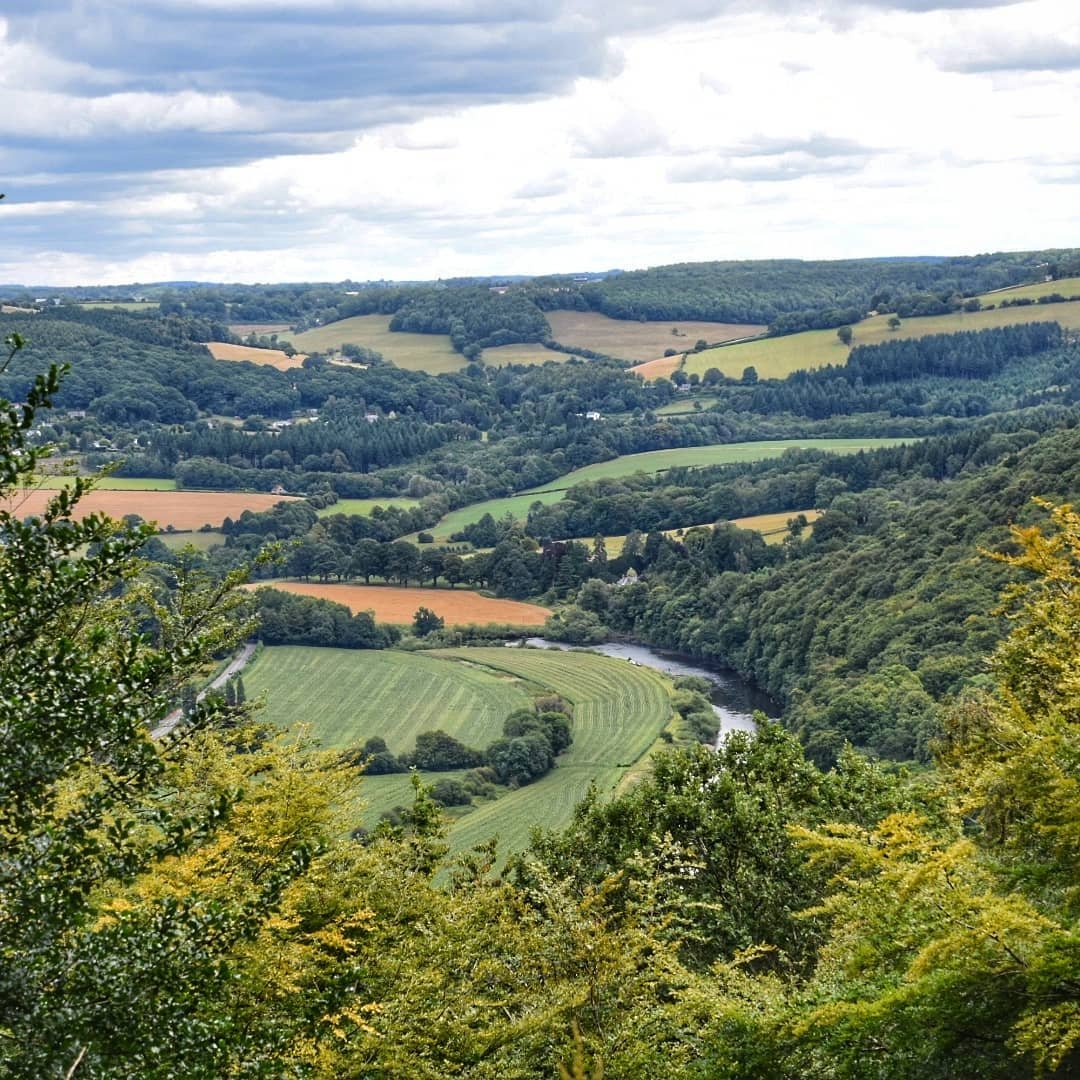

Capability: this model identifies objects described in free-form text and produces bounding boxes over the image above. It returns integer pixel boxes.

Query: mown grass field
[481,343,570,366]
[244,646,531,757]
[252,582,551,627]
[156,529,225,551]
[76,301,158,311]
[315,496,421,517]
[35,476,178,491]
[977,276,1080,303]
[245,645,675,855]
[655,394,723,415]
[684,301,1080,380]
[416,439,904,542]
[287,315,464,374]
[547,311,763,362]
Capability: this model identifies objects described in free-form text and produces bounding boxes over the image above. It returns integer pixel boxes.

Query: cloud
[937,37,1080,73]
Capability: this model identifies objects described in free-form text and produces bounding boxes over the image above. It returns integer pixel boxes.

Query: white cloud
[2,0,1078,283]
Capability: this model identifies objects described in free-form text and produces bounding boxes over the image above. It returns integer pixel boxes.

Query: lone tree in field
[413,606,445,637]
[837,325,854,346]
[888,316,902,331]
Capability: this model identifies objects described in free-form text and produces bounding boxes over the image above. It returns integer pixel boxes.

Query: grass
[684,302,1080,380]
[34,476,178,491]
[655,395,724,416]
[244,644,676,855]
[76,301,158,311]
[978,277,1080,303]
[287,315,464,374]
[526,439,907,489]
[415,439,905,542]
[156,530,225,551]
[315,497,421,518]
[603,508,820,556]
[547,311,763,363]
[481,343,571,366]
[244,646,532,757]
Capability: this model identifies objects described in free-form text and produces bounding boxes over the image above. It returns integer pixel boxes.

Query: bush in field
[429,778,472,807]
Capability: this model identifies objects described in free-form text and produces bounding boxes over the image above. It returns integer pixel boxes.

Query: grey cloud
[937,39,1080,73]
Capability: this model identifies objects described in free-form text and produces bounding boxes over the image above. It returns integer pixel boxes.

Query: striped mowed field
[245,645,675,855]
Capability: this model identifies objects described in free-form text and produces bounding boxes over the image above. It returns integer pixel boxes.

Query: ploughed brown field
[255,581,552,627]
[2,489,298,531]
[205,341,306,370]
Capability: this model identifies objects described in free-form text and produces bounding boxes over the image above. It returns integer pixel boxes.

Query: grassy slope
[415,439,905,542]
[428,647,673,855]
[603,508,821,555]
[684,300,1080,379]
[286,314,464,374]
[246,645,675,855]
[315,496,422,517]
[156,530,225,551]
[244,645,531,757]
[35,476,179,491]
[978,276,1080,303]
[547,311,764,362]
[481,344,571,366]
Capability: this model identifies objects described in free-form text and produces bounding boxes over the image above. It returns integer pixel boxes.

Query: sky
[0,0,1078,285]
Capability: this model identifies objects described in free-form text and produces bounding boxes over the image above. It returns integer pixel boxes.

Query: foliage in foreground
[1,336,1077,1077]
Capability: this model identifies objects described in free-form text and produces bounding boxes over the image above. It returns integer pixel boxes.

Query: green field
[684,301,1080,379]
[76,301,158,311]
[546,310,764,362]
[527,438,906,489]
[316,496,421,518]
[245,644,675,856]
[286,314,465,374]
[655,394,723,416]
[156,529,225,551]
[978,276,1080,303]
[35,476,178,491]
[415,439,906,543]
[481,343,570,366]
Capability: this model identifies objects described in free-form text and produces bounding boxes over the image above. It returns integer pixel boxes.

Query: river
[520,638,780,744]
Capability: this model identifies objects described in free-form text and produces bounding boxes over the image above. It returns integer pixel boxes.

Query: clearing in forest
[547,311,763,362]
[205,341,306,370]
[413,439,904,543]
[253,581,551,627]
[286,314,464,374]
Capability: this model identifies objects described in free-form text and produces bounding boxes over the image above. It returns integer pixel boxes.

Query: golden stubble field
[253,582,552,627]
[205,341,307,370]
[2,489,298,531]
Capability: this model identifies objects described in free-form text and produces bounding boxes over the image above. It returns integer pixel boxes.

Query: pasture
[684,302,1080,380]
[547,311,763,362]
[205,341,306,371]
[287,315,464,374]
[253,581,551,627]
[245,644,675,854]
[2,488,297,531]
[34,476,178,491]
[244,646,531,757]
[315,496,421,518]
[76,301,158,311]
[415,439,904,542]
[481,343,569,366]
[527,438,907,489]
[156,529,225,551]
[228,322,293,337]
[977,277,1080,303]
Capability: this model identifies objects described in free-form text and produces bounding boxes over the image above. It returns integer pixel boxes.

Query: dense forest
[3,330,1077,1076]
